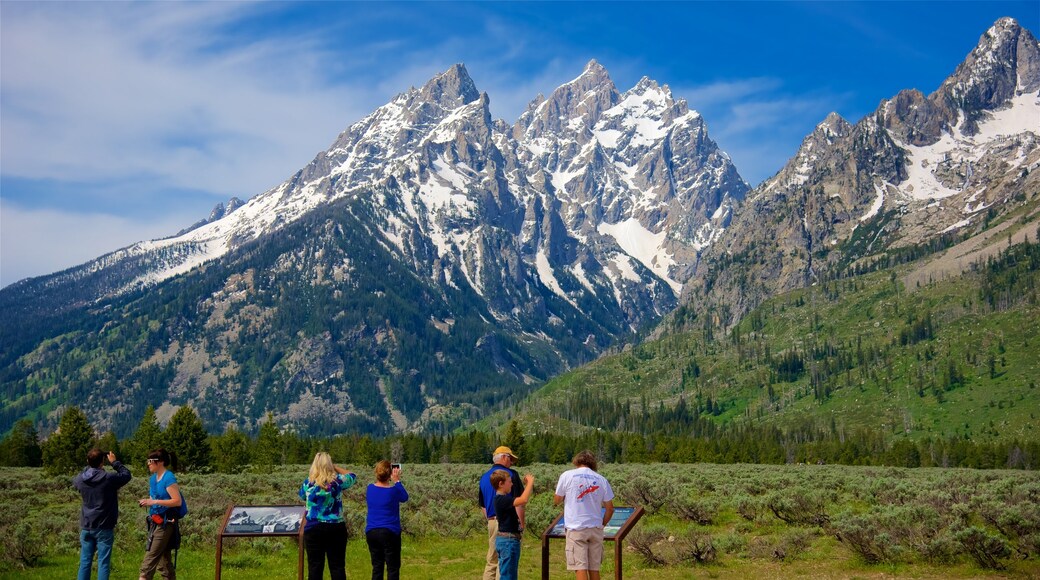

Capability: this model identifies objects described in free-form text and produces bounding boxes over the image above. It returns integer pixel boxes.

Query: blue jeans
[79,528,114,580]
[495,535,521,580]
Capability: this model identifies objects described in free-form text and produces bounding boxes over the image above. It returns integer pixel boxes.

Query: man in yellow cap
[478,446,525,579]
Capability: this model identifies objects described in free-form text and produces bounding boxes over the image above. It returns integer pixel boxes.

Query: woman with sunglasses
[137,448,182,580]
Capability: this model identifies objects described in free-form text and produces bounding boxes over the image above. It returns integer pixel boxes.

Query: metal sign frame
[215,504,306,580]
[540,506,645,580]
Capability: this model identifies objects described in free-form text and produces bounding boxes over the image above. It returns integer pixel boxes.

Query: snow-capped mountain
[17,61,744,327]
[0,60,745,435]
[5,18,1035,437]
[689,17,1040,322]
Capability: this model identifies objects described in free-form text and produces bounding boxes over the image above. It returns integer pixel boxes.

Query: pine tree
[96,431,120,457]
[42,407,95,475]
[0,419,43,467]
[165,405,211,472]
[502,420,526,466]
[212,427,251,473]
[127,406,164,466]
[254,413,283,467]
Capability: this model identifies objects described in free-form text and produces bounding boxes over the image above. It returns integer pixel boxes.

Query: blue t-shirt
[478,465,523,519]
[149,470,178,517]
[365,482,409,534]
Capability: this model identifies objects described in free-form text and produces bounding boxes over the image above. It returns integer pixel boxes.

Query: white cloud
[0,200,198,287]
[1,3,377,197]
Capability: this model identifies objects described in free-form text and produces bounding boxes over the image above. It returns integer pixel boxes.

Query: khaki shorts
[565,527,604,571]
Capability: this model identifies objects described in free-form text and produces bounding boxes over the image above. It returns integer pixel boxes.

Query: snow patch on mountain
[597,218,681,294]
[536,250,575,306]
[570,262,596,293]
[979,92,1040,141]
[862,183,887,222]
[892,90,1038,202]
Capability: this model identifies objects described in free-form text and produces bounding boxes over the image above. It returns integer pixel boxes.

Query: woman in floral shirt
[299,452,357,580]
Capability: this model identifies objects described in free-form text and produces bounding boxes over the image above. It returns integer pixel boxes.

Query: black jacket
[73,461,132,530]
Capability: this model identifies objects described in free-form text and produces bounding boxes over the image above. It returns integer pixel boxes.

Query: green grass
[2,464,1038,579]
[8,536,1035,580]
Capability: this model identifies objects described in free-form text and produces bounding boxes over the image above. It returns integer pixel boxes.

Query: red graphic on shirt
[576,485,600,500]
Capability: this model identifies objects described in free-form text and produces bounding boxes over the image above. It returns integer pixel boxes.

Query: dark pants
[304,522,348,580]
[365,528,402,580]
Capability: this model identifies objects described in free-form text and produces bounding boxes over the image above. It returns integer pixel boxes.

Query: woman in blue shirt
[137,448,182,580]
[299,452,357,580]
[365,460,409,580]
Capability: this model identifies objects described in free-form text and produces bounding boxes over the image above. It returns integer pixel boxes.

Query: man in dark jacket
[73,448,132,580]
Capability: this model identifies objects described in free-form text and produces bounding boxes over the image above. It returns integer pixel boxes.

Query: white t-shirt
[554,467,614,530]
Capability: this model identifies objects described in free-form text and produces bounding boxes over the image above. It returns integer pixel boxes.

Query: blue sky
[2,1,1038,287]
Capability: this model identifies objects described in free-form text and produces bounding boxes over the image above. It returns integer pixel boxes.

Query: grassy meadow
[2,462,1038,579]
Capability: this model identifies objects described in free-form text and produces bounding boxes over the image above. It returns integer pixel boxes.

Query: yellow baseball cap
[494,446,518,459]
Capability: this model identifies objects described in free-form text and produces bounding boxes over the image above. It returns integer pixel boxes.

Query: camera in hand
[391,463,401,471]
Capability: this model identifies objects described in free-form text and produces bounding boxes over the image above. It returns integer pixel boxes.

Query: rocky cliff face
[688,18,1040,324]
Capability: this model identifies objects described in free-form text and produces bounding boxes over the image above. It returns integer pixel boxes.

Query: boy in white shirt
[553,451,614,580]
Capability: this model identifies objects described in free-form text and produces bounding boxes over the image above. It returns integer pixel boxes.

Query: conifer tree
[254,413,283,467]
[165,405,211,472]
[96,431,120,457]
[502,420,526,466]
[127,406,164,466]
[212,427,251,473]
[0,419,43,467]
[42,407,95,475]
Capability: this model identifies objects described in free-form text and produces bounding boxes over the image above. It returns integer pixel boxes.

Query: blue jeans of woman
[78,528,114,580]
[495,535,521,580]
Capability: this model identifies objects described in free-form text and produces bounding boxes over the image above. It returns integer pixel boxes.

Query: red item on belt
[151,514,164,525]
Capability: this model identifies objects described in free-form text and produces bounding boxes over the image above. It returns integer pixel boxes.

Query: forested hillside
[0,199,576,438]
[495,219,1040,456]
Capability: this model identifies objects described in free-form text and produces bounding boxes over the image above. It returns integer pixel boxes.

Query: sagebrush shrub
[766,487,830,526]
[675,531,716,564]
[956,526,1011,570]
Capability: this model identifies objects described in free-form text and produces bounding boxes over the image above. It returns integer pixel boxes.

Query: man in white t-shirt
[553,450,614,580]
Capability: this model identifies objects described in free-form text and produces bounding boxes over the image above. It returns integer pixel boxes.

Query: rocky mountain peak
[516,60,620,138]
[819,112,850,134]
[935,17,1040,132]
[632,76,662,93]
[418,63,481,109]
[579,58,612,85]
[694,18,1040,331]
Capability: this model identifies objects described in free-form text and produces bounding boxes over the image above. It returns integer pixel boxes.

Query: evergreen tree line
[3,405,1037,473]
[977,234,1040,311]
[839,231,962,278]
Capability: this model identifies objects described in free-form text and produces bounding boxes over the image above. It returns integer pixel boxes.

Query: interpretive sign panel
[216,505,306,580]
[222,505,305,535]
[541,506,644,580]
[545,506,640,539]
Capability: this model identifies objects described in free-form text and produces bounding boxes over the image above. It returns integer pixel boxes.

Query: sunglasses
[147,459,160,463]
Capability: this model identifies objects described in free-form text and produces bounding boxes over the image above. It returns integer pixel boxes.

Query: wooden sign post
[215,504,307,580]
[540,506,644,580]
